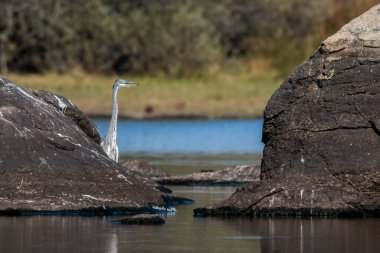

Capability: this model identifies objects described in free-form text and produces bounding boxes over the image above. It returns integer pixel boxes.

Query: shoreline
[6,71,278,121]
[86,111,264,120]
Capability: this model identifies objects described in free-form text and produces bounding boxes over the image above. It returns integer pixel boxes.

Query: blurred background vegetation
[0,0,378,117]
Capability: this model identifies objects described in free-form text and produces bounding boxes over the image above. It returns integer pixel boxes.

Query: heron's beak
[129,82,139,87]
[120,80,140,88]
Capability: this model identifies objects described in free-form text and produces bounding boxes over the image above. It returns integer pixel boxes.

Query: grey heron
[100,79,139,162]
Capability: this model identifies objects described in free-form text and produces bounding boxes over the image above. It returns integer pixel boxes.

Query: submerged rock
[112,214,165,225]
[0,76,166,215]
[195,5,380,217]
[157,165,260,186]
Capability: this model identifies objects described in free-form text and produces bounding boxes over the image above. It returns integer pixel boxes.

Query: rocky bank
[122,160,260,186]
[157,165,260,186]
[195,5,380,217]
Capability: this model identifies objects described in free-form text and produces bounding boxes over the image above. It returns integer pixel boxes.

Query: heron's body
[100,79,138,162]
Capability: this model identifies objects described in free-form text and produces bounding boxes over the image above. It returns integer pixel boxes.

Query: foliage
[0,0,378,76]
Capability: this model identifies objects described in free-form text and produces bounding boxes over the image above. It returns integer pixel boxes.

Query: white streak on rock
[12,85,71,130]
[39,157,52,169]
[117,174,133,185]
[269,188,277,193]
[152,206,176,213]
[56,133,82,147]
[82,194,99,200]
[269,196,275,207]
[0,115,24,136]
[17,177,24,190]
[15,86,41,104]
[53,95,67,111]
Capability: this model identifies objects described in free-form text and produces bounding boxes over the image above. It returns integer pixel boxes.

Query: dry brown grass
[6,63,281,118]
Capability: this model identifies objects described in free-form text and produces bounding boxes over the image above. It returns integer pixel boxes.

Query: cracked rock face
[0,76,164,214]
[195,5,380,217]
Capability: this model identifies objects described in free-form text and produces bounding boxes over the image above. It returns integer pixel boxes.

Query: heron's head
[113,79,139,88]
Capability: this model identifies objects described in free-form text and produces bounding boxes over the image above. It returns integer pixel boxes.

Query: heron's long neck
[105,86,119,143]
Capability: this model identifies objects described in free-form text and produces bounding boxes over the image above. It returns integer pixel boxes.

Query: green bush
[0,0,377,76]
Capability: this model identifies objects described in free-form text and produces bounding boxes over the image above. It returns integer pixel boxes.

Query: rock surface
[121,160,195,204]
[121,160,172,194]
[122,160,169,180]
[122,158,260,186]
[0,76,166,215]
[195,5,380,217]
[157,165,260,186]
[112,214,165,225]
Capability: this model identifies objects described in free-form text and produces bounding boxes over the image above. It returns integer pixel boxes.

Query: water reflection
[1,195,380,253]
[225,218,380,253]
[107,232,118,253]
[0,216,106,253]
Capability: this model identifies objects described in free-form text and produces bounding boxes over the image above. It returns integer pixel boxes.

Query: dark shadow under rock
[162,195,195,205]
[111,214,165,225]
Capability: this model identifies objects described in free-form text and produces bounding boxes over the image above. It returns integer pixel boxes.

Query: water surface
[1,119,378,253]
[95,119,264,175]
[1,186,379,253]
[94,119,264,155]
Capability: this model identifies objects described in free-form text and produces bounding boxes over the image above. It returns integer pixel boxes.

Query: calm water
[96,119,264,175]
[95,119,264,155]
[1,186,380,253]
[1,119,379,253]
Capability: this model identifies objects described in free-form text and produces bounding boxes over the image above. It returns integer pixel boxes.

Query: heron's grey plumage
[100,79,138,162]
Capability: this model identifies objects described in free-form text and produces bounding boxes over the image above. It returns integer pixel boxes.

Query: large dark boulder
[0,76,165,214]
[195,5,380,217]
